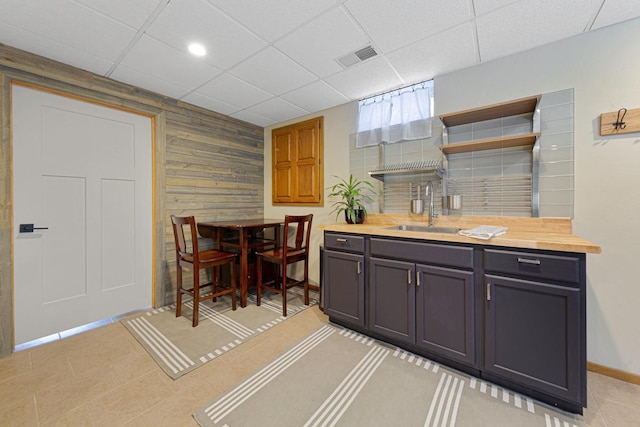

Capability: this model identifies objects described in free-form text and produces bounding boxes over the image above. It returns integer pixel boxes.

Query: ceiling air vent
[336,45,378,68]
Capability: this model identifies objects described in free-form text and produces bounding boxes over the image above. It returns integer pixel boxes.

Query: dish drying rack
[368,160,443,181]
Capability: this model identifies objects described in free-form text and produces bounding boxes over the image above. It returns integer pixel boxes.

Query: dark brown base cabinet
[323,232,587,414]
[323,234,366,327]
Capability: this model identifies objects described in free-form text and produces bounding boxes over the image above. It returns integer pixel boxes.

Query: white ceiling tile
[119,35,221,91]
[275,6,369,78]
[476,0,600,62]
[281,81,350,112]
[473,0,522,16]
[324,57,404,99]
[344,0,471,52]
[592,0,640,29]
[386,22,478,84]
[245,98,309,122]
[229,47,317,95]
[146,0,266,70]
[208,0,343,42]
[0,0,136,61]
[110,65,192,99]
[73,0,166,29]
[0,23,114,75]
[181,92,240,116]
[197,74,273,109]
[231,109,274,127]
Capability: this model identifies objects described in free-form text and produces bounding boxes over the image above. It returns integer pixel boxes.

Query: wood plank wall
[0,44,264,356]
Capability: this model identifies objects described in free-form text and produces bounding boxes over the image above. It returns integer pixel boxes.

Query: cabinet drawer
[370,238,473,269]
[325,233,365,253]
[484,249,580,284]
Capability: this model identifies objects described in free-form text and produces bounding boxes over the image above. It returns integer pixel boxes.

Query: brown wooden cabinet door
[272,117,323,205]
[272,129,293,203]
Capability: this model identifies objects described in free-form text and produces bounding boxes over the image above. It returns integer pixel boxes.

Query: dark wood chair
[171,215,237,327]
[256,214,313,316]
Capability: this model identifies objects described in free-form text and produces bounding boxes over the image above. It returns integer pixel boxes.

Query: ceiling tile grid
[1,0,640,126]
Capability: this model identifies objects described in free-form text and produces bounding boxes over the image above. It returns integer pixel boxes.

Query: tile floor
[1,306,638,426]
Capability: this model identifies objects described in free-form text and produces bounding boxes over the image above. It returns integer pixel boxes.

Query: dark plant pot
[345,209,365,224]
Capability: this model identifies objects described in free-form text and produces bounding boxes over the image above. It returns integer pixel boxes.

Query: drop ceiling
[1,0,639,127]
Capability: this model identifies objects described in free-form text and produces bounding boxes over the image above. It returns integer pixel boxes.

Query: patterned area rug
[193,323,585,427]
[122,289,316,379]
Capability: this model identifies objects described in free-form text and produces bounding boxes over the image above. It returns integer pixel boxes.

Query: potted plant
[328,174,376,224]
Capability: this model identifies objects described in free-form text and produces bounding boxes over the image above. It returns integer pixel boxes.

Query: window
[356,80,434,147]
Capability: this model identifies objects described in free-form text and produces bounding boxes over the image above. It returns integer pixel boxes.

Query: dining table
[197,218,283,308]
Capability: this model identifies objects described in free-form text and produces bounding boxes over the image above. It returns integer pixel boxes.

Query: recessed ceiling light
[188,43,206,57]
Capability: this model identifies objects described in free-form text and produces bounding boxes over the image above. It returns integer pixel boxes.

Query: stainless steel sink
[386,225,461,234]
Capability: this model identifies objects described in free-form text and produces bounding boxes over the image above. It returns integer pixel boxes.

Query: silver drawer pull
[357,261,361,274]
[407,270,412,285]
[518,257,541,265]
[336,238,348,243]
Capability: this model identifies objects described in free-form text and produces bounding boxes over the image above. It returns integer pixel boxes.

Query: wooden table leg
[240,227,249,307]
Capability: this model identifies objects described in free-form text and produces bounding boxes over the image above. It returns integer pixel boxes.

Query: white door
[12,85,152,346]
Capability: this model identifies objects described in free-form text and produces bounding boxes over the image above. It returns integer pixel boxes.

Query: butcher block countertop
[320,214,601,254]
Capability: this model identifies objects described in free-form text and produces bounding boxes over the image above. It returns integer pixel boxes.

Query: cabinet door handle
[487,283,491,301]
[416,272,421,287]
[357,261,361,274]
[407,270,412,285]
[336,238,347,243]
[517,257,541,265]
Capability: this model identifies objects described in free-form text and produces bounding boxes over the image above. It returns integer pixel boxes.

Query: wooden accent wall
[0,44,264,356]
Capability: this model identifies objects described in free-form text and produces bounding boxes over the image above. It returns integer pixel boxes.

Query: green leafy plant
[327,174,376,224]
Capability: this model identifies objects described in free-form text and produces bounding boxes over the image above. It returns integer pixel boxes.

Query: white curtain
[356,82,433,148]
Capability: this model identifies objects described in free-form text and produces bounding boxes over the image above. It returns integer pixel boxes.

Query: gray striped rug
[193,323,584,427]
[122,289,316,379]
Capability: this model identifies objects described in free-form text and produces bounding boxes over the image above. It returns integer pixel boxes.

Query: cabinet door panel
[416,265,475,365]
[324,250,365,327]
[369,257,415,345]
[484,274,580,402]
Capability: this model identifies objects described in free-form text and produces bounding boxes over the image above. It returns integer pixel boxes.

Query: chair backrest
[283,214,313,257]
[171,215,199,260]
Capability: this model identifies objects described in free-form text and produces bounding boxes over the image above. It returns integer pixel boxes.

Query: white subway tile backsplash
[539,132,573,149]
[539,160,574,176]
[384,153,402,166]
[540,145,574,163]
[502,150,532,164]
[503,123,533,136]
[348,89,575,218]
[473,127,503,140]
[538,89,573,108]
[473,118,502,131]
[541,117,574,134]
[541,103,573,121]
[472,166,503,176]
[540,189,574,204]
[503,113,533,127]
[449,132,473,144]
[539,175,574,191]
[539,204,573,218]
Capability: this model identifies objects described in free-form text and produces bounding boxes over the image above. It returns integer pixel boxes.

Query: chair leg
[212,266,217,302]
[192,269,200,327]
[230,260,237,311]
[176,264,183,318]
[282,265,287,317]
[256,255,262,307]
[303,259,309,306]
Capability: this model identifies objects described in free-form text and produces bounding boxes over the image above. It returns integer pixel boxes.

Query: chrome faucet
[426,181,438,227]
